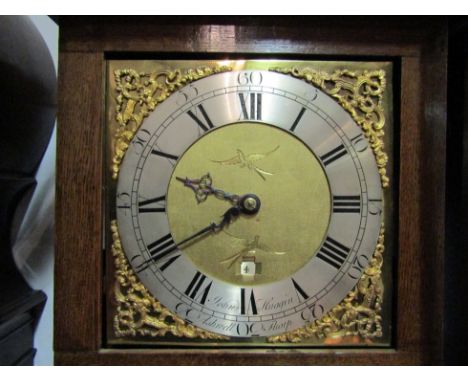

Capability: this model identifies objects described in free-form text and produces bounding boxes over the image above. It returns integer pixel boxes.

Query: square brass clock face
[104,59,395,348]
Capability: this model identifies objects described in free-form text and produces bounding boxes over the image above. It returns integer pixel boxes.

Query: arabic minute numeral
[350,132,369,152]
[368,198,383,216]
[131,128,151,154]
[301,303,325,323]
[116,192,131,211]
[347,253,371,279]
[176,83,199,105]
[129,254,144,269]
[237,71,263,86]
[236,322,257,336]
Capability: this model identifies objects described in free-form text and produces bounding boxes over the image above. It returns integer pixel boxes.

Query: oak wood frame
[55,16,447,365]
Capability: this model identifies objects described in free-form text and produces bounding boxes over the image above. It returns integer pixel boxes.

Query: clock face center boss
[166,122,331,286]
[115,70,383,337]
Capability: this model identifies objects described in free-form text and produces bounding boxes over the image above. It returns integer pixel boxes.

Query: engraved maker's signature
[211,146,279,180]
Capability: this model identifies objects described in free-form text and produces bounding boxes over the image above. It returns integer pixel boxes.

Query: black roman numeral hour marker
[320,144,348,166]
[316,236,351,269]
[136,234,178,273]
[151,149,179,161]
[159,254,181,272]
[240,288,258,315]
[239,93,262,120]
[147,233,177,261]
[138,195,166,213]
[290,107,306,132]
[184,271,212,305]
[187,104,215,132]
[292,278,309,300]
[332,195,361,213]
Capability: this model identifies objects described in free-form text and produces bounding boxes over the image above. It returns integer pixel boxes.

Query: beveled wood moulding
[55,16,447,365]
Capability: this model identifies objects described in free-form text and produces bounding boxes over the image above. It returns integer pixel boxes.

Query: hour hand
[135,206,242,273]
[176,173,239,204]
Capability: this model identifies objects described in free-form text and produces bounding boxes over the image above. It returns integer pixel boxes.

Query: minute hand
[136,206,241,273]
[177,205,242,248]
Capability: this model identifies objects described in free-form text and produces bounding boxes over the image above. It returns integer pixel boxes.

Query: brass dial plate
[167,122,331,286]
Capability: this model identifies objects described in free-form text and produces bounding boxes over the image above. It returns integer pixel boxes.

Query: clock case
[55,17,448,365]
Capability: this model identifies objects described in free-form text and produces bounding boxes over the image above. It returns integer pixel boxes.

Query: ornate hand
[177,193,262,248]
[136,205,243,273]
[176,173,240,204]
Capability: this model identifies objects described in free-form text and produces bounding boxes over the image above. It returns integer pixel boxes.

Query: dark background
[445,17,468,365]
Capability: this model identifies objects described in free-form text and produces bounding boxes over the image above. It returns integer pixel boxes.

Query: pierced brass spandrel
[271,67,389,188]
[267,224,385,343]
[111,220,227,340]
[112,65,232,180]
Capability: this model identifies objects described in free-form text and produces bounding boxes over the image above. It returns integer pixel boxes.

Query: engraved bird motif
[211,145,280,180]
[220,234,286,269]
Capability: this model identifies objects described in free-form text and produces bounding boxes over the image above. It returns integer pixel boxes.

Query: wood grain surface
[55,51,104,351]
[55,16,448,365]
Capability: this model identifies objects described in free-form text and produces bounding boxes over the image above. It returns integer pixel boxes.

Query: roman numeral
[184,271,212,305]
[292,278,309,300]
[316,236,351,269]
[320,144,348,166]
[147,233,177,262]
[332,195,361,213]
[240,288,258,315]
[290,107,306,132]
[138,195,166,213]
[159,254,181,272]
[151,149,179,161]
[239,93,262,120]
[187,104,215,132]
[135,234,178,273]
